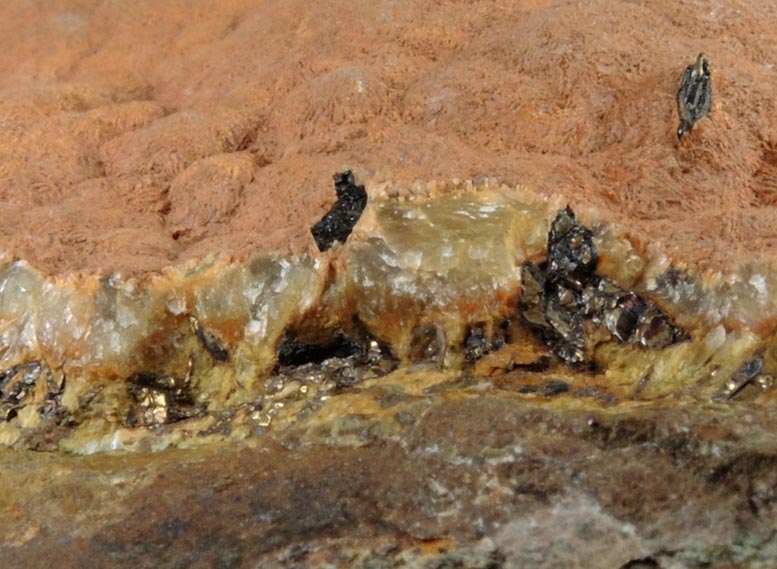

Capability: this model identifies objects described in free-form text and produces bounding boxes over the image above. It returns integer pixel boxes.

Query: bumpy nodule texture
[1,1,777,274]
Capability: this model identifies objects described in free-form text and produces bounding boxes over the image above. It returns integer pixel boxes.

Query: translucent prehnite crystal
[340,190,549,361]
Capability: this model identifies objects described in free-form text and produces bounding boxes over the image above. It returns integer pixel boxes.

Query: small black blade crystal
[677,53,712,140]
[311,170,368,252]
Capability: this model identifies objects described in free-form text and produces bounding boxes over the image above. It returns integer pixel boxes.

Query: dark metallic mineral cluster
[311,170,368,252]
[520,207,686,366]
[0,361,65,423]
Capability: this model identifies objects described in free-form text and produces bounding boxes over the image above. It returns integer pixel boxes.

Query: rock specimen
[0,184,776,568]
[520,207,685,365]
[677,53,712,140]
[3,1,777,565]
[311,171,368,252]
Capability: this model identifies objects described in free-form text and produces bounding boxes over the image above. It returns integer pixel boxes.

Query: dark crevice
[277,333,367,367]
[620,558,660,569]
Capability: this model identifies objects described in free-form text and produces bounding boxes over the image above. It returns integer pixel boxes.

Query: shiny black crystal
[311,170,368,252]
[677,53,712,140]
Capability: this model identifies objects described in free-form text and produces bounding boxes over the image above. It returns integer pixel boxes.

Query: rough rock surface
[3,396,777,568]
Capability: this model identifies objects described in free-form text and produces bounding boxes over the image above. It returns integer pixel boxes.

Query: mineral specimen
[520,207,686,365]
[311,170,368,252]
[274,334,395,396]
[547,206,598,287]
[583,275,687,349]
[677,53,712,140]
[0,360,67,426]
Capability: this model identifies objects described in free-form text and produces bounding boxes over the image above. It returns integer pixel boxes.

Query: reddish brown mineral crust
[1,0,777,275]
